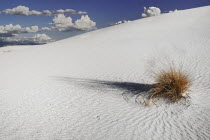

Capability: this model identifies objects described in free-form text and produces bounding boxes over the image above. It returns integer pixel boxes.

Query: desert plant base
[145,68,191,106]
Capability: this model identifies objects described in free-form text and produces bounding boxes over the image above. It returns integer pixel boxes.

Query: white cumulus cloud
[51,14,96,32]
[51,14,74,31]
[41,27,52,31]
[0,24,39,37]
[1,5,87,16]
[141,7,161,17]
[25,26,39,33]
[1,6,42,16]
[75,15,96,30]
[33,34,52,44]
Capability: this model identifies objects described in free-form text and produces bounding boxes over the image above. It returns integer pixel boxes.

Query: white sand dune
[0,6,210,140]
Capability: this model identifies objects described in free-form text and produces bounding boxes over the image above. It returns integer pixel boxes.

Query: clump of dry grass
[145,68,191,106]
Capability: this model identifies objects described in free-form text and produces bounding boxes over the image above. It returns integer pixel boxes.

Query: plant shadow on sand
[55,77,155,104]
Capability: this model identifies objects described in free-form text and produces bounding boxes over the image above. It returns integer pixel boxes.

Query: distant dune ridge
[0,6,210,140]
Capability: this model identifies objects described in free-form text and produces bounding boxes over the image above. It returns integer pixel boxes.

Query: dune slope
[0,6,210,140]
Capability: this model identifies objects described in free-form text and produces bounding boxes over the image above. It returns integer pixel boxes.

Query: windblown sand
[0,6,210,140]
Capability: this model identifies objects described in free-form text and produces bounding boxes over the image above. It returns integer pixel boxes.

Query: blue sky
[0,0,209,46]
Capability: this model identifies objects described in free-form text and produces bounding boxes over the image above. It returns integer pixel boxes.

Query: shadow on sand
[54,77,155,103]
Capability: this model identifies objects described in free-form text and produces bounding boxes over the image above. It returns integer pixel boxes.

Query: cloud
[75,15,96,30]
[51,14,74,31]
[1,6,42,16]
[41,27,52,31]
[0,24,47,46]
[0,24,54,46]
[0,34,52,47]
[55,9,76,15]
[0,14,96,46]
[0,24,22,37]
[25,26,39,32]
[0,37,38,46]
[0,24,39,37]
[51,14,96,32]
[32,34,52,44]
[110,20,131,26]
[1,5,87,16]
[77,11,87,15]
[141,7,161,17]
[0,6,94,46]
[169,9,178,13]
[42,10,52,16]
[0,23,52,46]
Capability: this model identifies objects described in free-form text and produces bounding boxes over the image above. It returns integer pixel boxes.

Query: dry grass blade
[145,68,192,106]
